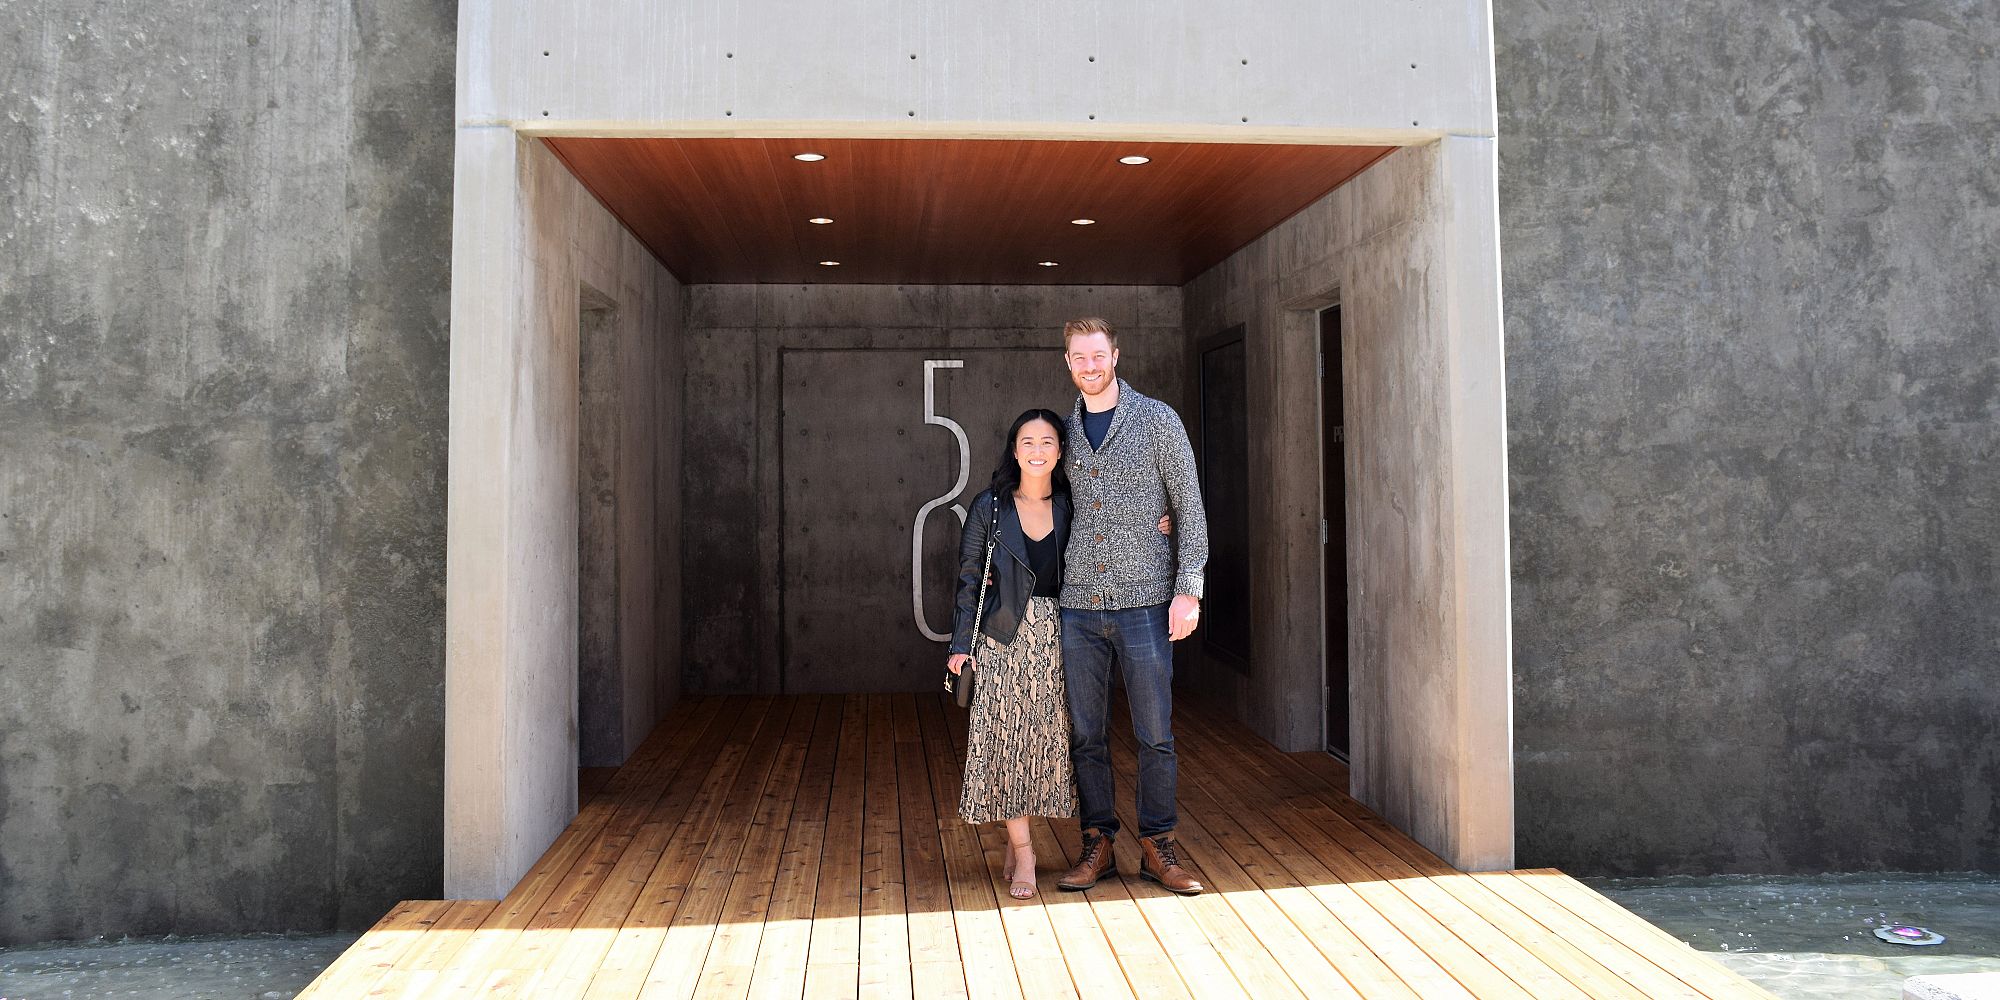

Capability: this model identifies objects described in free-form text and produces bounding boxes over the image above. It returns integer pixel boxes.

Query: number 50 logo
[913,360,968,642]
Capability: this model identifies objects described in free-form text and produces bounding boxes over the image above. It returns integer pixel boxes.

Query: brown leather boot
[1140,836,1204,895]
[1057,829,1118,891]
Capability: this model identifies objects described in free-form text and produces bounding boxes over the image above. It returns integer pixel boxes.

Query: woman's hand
[1159,513,1174,535]
[947,653,973,675]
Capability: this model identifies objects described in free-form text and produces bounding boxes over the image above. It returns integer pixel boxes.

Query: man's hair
[1062,316,1117,349]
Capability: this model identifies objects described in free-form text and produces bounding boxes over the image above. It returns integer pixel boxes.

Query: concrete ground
[1593,873,2000,999]
[0,932,357,999]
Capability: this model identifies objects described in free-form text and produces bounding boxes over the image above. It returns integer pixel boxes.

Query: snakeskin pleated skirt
[958,596,1078,824]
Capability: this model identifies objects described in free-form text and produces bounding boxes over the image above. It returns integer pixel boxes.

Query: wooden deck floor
[300,694,1776,999]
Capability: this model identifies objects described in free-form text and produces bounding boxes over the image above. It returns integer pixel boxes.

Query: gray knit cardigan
[1061,378,1210,610]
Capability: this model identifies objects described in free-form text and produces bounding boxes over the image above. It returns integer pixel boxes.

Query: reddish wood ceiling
[542,137,1392,286]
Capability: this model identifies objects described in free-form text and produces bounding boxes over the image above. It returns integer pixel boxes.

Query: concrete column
[443,129,684,898]
[443,128,581,898]
[1440,134,1515,872]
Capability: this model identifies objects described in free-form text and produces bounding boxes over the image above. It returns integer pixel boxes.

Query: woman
[946,408,1077,900]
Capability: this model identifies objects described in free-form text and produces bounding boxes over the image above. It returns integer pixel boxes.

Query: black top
[1025,528,1061,597]
[1081,405,1115,450]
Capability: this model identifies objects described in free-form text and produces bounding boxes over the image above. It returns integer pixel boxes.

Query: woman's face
[1014,417,1062,479]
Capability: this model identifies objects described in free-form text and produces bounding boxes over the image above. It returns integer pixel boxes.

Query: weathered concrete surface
[1497,1,2000,874]
[460,0,1492,139]
[576,243,679,769]
[443,134,684,898]
[0,0,455,943]
[682,285,1183,695]
[1183,140,1515,870]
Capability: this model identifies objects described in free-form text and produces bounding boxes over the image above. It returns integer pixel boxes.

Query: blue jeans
[1062,603,1176,840]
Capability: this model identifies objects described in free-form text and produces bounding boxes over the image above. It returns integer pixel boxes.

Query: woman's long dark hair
[989,408,1070,500]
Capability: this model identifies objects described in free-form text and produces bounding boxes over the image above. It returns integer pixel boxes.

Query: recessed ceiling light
[793,152,826,162]
[1118,155,1150,165]
[819,260,841,266]
[809,217,833,225]
[1070,218,1096,225]
[1037,261,1060,267]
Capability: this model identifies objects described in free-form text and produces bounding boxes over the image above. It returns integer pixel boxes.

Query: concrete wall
[443,135,684,898]
[462,0,1493,139]
[682,285,1183,695]
[0,0,455,943]
[1183,140,1515,870]
[576,239,681,769]
[1497,3,2000,873]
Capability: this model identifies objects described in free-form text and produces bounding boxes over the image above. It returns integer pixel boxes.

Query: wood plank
[857,694,915,999]
[745,696,845,1000]
[892,695,965,983]
[625,697,807,999]
[391,900,500,974]
[1172,711,1582,1000]
[678,694,824,999]
[1144,765,1421,999]
[1128,708,1480,1000]
[945,718,1137,1000]
[640,696,820,1000]
[361,969,442,999]
[1174,699,1444,872]
[1470,872,1708,1000]
[1510,869,1781,1000]
[505,698,722,916]
[1169,704,1654,999]
[418,698,737,999]
[310,695,1781,1000]
[1184,714,1665,1000]
[574,697,788,999]
[937,689,1097,1000]
[487,698,752,999]
[294,899,453,998]
[1035,817,1199,1000]
[971,815,1086,1000]
[504,700,732,988]
[914,693,1026,1000]
[802,695,869,998]
[1009,694,1245,1000]
[911,960,974,1000]
[1100,718,1356,1000]
[1291,748,1351,794]
[1020,818,1142,1000]
[672,696,828,1000]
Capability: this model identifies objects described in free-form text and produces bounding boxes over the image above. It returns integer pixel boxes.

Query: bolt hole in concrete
[0,932,360,999]
[1590,872,2000,998]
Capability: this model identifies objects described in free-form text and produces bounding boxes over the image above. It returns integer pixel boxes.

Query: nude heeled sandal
[1004,841,1037,899]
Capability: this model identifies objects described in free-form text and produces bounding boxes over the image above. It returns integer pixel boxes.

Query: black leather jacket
[949,488,1070,655]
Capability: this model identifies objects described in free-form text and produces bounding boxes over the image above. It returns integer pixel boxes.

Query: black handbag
[946,495,1000,708]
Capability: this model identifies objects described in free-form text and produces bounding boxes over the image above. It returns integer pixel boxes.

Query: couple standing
[945,316,1209,900]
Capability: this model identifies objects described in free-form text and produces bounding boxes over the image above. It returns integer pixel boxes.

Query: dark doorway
[1320,305,1349,758]
[1199,326,1252,669]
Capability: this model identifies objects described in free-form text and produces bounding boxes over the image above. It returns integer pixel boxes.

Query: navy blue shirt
[1081,406,1115,450]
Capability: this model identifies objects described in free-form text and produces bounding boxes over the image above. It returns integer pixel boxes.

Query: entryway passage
[303,697,1773,1000]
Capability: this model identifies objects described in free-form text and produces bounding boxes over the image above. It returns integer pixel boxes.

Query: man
[1054,316,1209,895]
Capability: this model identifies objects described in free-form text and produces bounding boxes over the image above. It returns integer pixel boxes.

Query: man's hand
[947,653,973,675]
[1168,594,1201,642]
